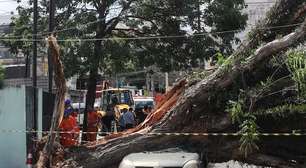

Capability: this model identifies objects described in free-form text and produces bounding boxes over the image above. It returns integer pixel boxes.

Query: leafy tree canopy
[2,0,247,77]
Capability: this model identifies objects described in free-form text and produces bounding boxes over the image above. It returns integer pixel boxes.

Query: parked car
[119,150,202,168]
[133,96,155,110]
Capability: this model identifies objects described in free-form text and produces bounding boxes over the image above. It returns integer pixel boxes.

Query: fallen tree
[43,0,306,167]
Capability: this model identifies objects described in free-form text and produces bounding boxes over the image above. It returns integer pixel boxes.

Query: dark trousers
[102,116,114,131]
[119,126,125,131]
[125,124,133,129]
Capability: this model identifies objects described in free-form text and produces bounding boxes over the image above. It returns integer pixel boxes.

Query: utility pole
[31,0,38,161]
[150,73,154,96]
[33,0,38,129]
[48,0,55,92]
[197,0,201,32]
[165,72,169,92]
[197,0,206,68]
[146,71,150,96]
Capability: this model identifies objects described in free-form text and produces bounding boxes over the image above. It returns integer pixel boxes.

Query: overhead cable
[0,22,302,42]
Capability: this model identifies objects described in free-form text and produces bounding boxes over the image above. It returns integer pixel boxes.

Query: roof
[119,152,199,167]
[103,88,131,91]
[133,96,154,101]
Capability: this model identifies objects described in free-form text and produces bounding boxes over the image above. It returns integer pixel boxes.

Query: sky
[0,0,20,13]
[0,0,24,24]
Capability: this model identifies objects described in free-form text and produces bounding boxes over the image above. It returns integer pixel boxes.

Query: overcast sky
[0,0,23,24]
[0,0,19,13]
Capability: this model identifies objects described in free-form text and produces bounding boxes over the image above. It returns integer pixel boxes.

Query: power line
[0,1,278,38]
[246,1,276,5]
[0,16,109,39]
[0,129,305,137]
[0,22,302,42]
[0,17,268,38]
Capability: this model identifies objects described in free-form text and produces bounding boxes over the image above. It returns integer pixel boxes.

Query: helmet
[65,99,71,105]
[64,108,73,117]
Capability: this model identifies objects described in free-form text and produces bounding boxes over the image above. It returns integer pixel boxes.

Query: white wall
[0,86,27,168]
[236,0,276,43]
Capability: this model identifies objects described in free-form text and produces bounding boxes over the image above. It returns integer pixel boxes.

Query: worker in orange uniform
[86,107,101,141]
[59,109,80,148]
[154,91,164,106]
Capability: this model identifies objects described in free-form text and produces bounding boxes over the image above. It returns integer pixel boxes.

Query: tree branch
[292,3,306,22]
[113,28,145,35]
[104,0,135,35]
[92,0,101,11]
[124,15,159,30]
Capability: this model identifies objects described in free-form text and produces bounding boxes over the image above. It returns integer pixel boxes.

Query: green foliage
[226,90,259,157]
[255,104,306,117]
[286,49,306,98]
[128,0,247,71]
[250,76,273,98]
[239,114,259,158]
[204,0,248,54]
[227,99,244,124]
[4,0,247,78]
[0,64,4,89]
[226,90,247,124]
[0,3,48,57]
[214,52,234,73]
[259,77,273,89]
[222,57,234,71]
[188,69,211,81]
[216,52,225,66]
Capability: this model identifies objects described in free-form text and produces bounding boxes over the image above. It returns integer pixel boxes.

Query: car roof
[133,96,154,100]
[121,152,199,167]
[72,102,85,108]
[103,88,130,91]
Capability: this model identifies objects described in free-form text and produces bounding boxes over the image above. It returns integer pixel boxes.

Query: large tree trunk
[58,1,306,167]
[82,68,99,141]
[82,12,105,142]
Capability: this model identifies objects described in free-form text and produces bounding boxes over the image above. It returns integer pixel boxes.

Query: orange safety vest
[71,111,78,119]
[88,111,100,127]
[59,115,80,147]
[155,93,164,106]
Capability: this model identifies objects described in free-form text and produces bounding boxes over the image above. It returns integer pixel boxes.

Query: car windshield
[135,100,154,109]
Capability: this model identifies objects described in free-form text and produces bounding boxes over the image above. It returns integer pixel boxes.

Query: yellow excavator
[98,84,134,132]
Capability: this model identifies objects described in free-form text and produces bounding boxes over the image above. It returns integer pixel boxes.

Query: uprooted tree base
[37,1,306,167]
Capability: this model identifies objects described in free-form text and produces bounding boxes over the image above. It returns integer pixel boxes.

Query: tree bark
[36,36,67,168]
[82,68,99,142]
[82,0,133,141]
[82,12,105,142]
